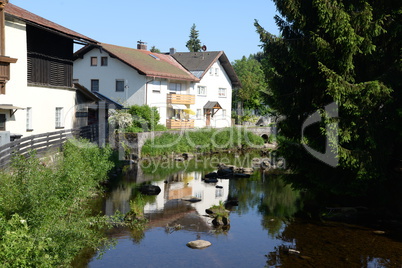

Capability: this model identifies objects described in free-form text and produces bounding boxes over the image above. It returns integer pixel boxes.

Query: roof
[172,51,241,87]
[203,101,222,109]
[74,83,100,102]
[74,83,123,109]
[92,91,124,109]
[5,3,96,44]
[75,43,200,82]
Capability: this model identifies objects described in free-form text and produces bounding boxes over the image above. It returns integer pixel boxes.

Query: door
[205,109,211,126]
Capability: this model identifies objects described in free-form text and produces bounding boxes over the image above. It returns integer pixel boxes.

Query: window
[26,107,33,131]
[91,79,99,92]
[196,109,202,119]
[0,114,5,131]
[116,80,125,92]
[55,107,64,128]
[101,57,108,66]
[219,88,227,98]
[197,86,207,96]
[90,57,98,66]
[169,83,181,92]
[215,68,219,76]
[209,67,213,75]
[152,80,161,92]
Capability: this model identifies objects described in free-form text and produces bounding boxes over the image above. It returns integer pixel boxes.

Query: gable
[173,51,241,87]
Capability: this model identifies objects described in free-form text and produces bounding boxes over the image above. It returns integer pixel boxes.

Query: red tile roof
[5,3,96,43]
[100,43,199,82]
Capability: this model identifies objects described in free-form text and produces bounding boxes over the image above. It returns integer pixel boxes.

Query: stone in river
[186,240,212,249]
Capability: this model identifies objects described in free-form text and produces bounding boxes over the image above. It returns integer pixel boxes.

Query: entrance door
[205,109,211,126]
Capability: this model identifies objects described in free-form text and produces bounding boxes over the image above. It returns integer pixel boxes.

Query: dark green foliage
[186,23,202,52]
[0,139,114,267]
[127,105,162,132]
[255,0,402,196]
[150,46,161,53]
[141,127,264,157]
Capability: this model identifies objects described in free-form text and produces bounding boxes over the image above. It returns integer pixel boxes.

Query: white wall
[147,79,193,125]
[0,19,76,137]
[73,49,147,107]
[191,61,233,128]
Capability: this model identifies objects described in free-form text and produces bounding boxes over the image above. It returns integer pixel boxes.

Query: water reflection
[82,155,402,268]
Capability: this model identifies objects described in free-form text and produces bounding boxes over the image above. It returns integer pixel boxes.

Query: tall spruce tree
[186,23,202,52]
[255,1,402,196]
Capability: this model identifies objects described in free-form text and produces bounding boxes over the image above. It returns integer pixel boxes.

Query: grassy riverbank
[141,127,265,157]
[0,139,115,267]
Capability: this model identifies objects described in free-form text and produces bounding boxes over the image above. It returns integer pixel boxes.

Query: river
[75,154,402,267]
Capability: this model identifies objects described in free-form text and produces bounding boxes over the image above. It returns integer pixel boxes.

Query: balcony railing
[167,94,195,105]
[166,119,194,129]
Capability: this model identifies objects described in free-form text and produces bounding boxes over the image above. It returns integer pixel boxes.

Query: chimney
[169,48,176,55]
[137,40,147,50]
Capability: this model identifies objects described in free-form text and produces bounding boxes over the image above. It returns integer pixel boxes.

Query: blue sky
[11,0,279,62]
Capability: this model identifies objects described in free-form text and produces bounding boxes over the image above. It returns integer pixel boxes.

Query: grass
[141,127,264,157]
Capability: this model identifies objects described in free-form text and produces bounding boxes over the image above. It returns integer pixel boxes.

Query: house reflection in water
[103,169,230,233]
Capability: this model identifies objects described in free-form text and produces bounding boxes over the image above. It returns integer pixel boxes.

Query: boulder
[139,185,161,195]
[186,240,212,249]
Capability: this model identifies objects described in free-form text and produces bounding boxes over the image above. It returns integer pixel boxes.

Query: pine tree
[186,23,202,52]
[255,0,402,196]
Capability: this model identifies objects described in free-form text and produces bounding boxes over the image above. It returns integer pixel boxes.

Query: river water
[77,154,402,267]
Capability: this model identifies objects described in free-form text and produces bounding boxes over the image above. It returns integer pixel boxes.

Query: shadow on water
[74,153,402,268]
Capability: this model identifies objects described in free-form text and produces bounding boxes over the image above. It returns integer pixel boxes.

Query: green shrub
[127,105,160,131]
[0,139,115,267]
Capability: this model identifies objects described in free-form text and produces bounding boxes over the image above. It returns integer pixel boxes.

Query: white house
[0,2,98,144]
[73,42,200,128]
[74,43,240,129]
[172,51,240,128]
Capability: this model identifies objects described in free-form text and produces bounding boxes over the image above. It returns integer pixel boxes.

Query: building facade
[0,3,97,144]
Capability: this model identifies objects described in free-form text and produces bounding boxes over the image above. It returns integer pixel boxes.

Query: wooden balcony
[167,94,195,105]
[166,119,195,129]
[0,56,17,94]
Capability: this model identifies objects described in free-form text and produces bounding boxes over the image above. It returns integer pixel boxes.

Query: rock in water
[186,240,212,249]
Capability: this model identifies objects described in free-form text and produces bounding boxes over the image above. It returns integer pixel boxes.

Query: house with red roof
[74,42,201,128]
[74,43,240,128]
[0,2,106,144]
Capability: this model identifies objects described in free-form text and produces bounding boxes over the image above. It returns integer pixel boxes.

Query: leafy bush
[0,139,115,267]
[127,105,160,131]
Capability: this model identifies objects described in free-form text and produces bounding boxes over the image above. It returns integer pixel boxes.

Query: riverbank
[114,127,272,159]
[0,139,116,267]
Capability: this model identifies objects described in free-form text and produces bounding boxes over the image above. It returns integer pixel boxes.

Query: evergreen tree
[186,23,202,52]
[150,46,161,53]
[255,1,402,196]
